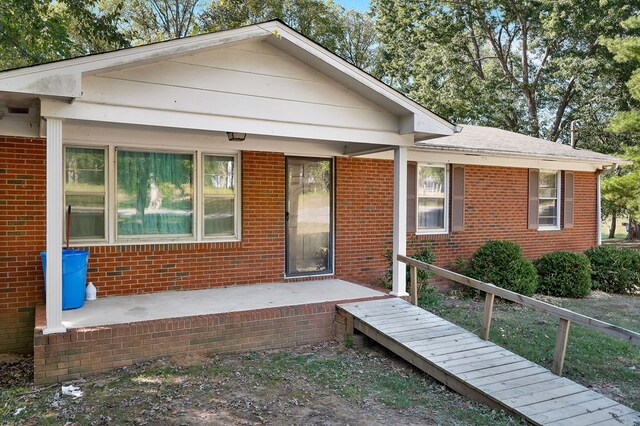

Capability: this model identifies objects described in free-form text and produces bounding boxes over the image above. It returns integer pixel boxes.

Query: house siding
[0,137,598,354]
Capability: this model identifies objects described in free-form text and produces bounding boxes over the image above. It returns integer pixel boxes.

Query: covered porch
[34,279,387,384]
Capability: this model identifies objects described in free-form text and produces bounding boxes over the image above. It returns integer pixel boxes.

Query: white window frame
[64,144,242,246]
[538,169,561,231]
[63,145,109,244]
[416,163,449,235]
[200,152,241,241]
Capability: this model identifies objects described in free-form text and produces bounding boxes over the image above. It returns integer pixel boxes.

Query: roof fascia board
[410,148,621,170]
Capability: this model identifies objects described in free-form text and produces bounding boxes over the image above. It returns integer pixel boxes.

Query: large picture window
[417,164,448,233]
[64,145,240,244]
[64,147,106,241]
[117,150,194,238]
[203,155,236,237]
[538,170,560,229]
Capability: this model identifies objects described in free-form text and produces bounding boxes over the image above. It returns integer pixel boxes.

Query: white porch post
[44,118,66,334]
[391,146,408,297]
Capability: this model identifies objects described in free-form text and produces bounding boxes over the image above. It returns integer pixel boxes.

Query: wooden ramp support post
[481,293,495,341]
[552,318,571,376]
[410,265,418,306]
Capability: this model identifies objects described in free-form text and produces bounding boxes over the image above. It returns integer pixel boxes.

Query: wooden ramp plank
[337,298,639,426]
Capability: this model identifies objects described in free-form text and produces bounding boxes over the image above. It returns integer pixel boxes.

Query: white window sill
[538,226,561,232]
[416,229,449,236]
[67,237,242,247]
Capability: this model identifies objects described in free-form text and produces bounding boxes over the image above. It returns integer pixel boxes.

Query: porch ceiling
[61,280,387,329]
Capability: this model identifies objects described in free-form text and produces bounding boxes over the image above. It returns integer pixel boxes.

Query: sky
[334,0,371,12]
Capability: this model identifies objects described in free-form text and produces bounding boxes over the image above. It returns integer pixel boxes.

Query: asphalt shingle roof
[416,125,627,166]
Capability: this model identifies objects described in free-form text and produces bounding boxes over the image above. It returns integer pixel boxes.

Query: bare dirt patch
[1,341,520,425]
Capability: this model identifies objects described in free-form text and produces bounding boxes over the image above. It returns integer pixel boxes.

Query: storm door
[285,157,333,276]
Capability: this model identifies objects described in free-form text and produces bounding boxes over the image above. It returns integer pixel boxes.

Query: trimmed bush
[535,251,591,298]
[585,246,640,294]
[464,240,538,296]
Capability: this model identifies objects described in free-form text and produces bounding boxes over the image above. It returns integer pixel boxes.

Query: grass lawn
[427,291,640,411]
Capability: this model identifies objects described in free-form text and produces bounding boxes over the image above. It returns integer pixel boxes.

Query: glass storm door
[285,157,333,276]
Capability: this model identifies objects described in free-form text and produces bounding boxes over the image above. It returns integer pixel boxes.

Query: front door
[285,157,333,277]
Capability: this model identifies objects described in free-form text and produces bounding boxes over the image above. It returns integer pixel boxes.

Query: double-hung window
[538,170,560,229]
[64,147,107,242]
[64,146,240,244]
[416,164,448,233]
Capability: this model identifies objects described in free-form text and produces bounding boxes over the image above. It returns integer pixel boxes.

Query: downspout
[596,169,602,246]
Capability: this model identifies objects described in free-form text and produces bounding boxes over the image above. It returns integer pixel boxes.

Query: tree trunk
[626,218,640,240]
[609,211,617,239]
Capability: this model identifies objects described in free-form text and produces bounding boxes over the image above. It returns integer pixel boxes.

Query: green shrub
[384,246,438,304]
[464,240,538,296]
[585,246,640,294]
[535,251,591,298]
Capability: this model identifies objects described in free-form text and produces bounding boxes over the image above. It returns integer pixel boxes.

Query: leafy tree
[199,0,379,73]
[602,15,640,133]
[0,0,129,70]
[115,0,205,43]
[372,0,638,146]
[601,147,640,240]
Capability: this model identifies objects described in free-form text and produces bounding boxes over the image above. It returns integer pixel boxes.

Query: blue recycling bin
[41,250,89,310]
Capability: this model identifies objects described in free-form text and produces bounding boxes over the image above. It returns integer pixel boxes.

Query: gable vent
[8,106,29,114]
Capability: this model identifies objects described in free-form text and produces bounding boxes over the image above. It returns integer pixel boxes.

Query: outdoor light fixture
[226,132,246,142]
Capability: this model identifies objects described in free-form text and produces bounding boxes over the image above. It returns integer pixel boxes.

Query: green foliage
[601,146,640,239]
[0,0,129,70]
[585,246,640,294]
[602,15,640,134]
[464,240,538,296]
[372,0,638,148]
[535,251,591,298]
[384,246,437,301]
[200,0,379,73]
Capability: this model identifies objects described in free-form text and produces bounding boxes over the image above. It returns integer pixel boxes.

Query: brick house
[0,21,623,382]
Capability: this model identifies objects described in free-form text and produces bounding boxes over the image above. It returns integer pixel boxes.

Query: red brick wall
[33,300,351,384]
[334,158,598,284]
[0,137,47,353]
[0,137,599,354]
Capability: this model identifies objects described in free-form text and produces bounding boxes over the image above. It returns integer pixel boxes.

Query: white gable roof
[0,20,454,141]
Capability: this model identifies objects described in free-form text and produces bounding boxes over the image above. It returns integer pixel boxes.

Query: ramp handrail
[398,254,640,376]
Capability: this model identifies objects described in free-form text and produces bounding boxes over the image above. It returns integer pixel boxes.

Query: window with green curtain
[64,147,106,240]
[203,155,235,237]
[117,150,194,238]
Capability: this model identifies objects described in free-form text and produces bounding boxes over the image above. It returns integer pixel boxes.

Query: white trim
[201,152,242,241]
[597,173,602,246]
[415,163,449,235]
[44,118,66,335]
[391,147,408,297]
[538,170,561,231]
[366,149,608,172]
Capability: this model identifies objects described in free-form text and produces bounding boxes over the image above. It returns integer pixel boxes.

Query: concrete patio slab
[61,279,387,328]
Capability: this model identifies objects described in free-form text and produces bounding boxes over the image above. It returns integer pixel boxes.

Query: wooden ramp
[338,298,640,426]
